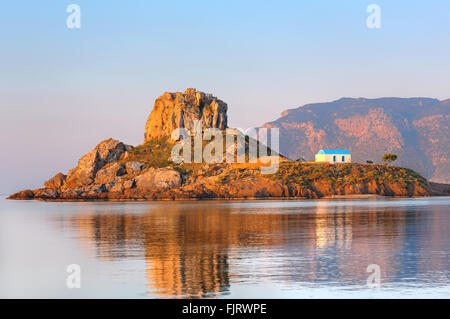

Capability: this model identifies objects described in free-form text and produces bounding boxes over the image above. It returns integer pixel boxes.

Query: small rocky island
[8,89,450,200]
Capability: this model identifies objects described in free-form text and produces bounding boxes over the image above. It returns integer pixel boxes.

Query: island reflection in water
[52,198,450,298]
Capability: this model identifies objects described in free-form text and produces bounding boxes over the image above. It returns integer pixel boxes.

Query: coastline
[6,192,449,202]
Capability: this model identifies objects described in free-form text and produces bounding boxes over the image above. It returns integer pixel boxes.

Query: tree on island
[382,153,398,165]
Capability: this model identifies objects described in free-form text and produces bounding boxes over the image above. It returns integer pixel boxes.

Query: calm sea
[0,196,449,298]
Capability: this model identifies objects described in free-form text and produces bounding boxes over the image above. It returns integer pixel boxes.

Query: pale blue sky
[1,1,449,193]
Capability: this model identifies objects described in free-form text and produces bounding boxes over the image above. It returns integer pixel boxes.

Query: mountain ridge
[263,97,450,183]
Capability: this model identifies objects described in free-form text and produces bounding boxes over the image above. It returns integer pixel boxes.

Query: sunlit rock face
[44,173,66,189]
[64,138,132,188]
[144,88,228,142]
[135,167,182,189]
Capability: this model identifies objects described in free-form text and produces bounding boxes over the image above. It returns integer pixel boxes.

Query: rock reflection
[56,200,449,298]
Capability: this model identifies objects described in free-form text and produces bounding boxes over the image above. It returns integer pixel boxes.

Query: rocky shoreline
[8,146,450,201]
[7,181,450,201]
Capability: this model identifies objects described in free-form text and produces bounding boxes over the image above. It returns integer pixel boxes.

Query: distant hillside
[263,97,450,183]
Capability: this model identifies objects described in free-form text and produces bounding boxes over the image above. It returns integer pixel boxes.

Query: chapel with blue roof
[315,149,351,163]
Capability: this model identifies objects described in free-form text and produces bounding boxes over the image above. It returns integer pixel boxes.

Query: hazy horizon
[1,1,450,194]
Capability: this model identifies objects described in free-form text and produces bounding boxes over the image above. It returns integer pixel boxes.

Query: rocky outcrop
[125,161,144,175]
[64,138,132,188]
[94,163,126,185]
[135,167,182,189]
[8,189,35,200]
[144,88,227,142]
[44,173,66,189]
[34,188,59,199]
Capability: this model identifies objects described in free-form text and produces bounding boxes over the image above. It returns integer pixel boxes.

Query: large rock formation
[144,88,228,142]
[263,97,450,183]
